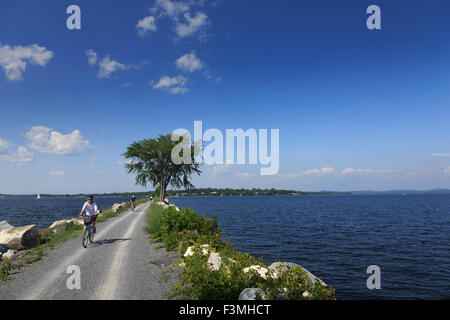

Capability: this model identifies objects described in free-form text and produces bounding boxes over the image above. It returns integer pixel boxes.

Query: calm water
[0,196,133,229]
[0,194,449,299]
[170,195,450,300]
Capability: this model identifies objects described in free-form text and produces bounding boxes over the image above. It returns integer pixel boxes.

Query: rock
[243,265,269,279]
[0,221,13,232]
[207,252,223,271]
[163,197,169,204]
[111,203,122,213]
[184,244,210,257]
[238,288,267,300]
[302,291,312,298]
[157,201,170,209]
[2,249,16,260]
[49,219,73,232]
[268,262,327,286]
[70,218,84,226]
[169,204,180,212]
[37,228,50,241]
[0,244,8,256]
[0,224,39,250]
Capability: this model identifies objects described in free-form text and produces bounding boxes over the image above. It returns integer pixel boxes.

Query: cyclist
[130,195,136,211]
[79,194,99,233]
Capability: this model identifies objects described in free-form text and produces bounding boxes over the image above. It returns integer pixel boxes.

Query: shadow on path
[91,238,131,247]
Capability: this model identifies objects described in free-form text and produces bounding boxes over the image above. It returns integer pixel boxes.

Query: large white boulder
[243,265,269,279]
[111,203,122,213]
[49,219,73,232]
[268,262,326,286]
[2,249,16,260]
[157,201,169,209]
[238,288,267,300]
[70,218,84,226]
[184,244,210,257]
[0,221,13,232]
[0,224,39,250]
[207,252,222,271]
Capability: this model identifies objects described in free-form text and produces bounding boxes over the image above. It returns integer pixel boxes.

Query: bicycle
[82,215,95,248]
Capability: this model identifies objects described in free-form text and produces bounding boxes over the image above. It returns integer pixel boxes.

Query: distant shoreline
[1,188,450,199]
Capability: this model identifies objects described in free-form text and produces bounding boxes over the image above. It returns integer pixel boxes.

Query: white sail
[36,193,41,199]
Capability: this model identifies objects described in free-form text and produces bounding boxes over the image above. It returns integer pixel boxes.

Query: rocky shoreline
[0,202,128,262]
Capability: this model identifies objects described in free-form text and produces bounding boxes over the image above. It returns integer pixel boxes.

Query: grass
[0,198,149,282]
[144,199,165,234]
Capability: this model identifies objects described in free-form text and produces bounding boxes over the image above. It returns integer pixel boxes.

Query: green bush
[150,202,336,300]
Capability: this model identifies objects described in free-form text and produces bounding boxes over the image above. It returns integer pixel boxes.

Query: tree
[123,134,201,201]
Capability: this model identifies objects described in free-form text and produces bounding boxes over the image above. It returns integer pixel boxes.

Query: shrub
[150,202,336,300]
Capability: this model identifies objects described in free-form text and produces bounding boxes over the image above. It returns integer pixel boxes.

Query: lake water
[1,194,449,299]
[0,196,133,229]
[170,195,450,300]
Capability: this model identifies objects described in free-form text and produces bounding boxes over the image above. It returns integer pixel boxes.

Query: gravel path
[0,201,181,300]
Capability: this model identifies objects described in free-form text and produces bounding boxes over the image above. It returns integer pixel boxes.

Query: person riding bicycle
[79,194,99,233]
[130,195,136,210]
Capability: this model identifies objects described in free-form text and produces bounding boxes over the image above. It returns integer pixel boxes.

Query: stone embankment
[0,202,128,262]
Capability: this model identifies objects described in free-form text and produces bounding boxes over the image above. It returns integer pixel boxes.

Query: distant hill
[351,189,450,195]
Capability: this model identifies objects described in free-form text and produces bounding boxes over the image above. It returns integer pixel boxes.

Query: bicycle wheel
[89,227,94,243]
[82,227,88,248]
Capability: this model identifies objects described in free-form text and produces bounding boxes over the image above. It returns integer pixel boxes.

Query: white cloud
[26,126,91,155]
[51,170,66,177]
[341,168,398,175]
[153,0,190,19]
[176,52,203,72]
[430,153,450,157]
[0,137,12,153]
[150,0,210,39]
[98,56,128,78]
[176,12,209,38]
[234,172,256,177]
[281,167,335,178]
[0,43,53,81]
[152,75,189,94]
[137,16,157,36]
[86,49,98,65]
[0,145,34,164]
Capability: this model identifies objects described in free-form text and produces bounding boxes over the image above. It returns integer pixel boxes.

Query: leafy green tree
[123,134,201,201]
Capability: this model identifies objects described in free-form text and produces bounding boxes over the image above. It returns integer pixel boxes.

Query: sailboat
[36,193,41,199]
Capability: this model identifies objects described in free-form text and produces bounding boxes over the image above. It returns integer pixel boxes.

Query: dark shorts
[84,215,97,225]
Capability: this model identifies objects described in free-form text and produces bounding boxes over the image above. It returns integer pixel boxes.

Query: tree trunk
[159,179,166,202]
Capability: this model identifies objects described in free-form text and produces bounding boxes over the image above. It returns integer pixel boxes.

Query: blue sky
[0,0,450,193]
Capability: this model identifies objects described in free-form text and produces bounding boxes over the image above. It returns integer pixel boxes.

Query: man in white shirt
[79,194,99,233]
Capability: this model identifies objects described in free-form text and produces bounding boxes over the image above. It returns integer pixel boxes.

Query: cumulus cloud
[86,49,98,65]
[50,170,66,177]
[176,12,209,38]
[176,52,203,72]
[152,75,189,94]
[137,16,157,36]
[0,137,34,164]
[153,0,190,19]
[150,0,210,39]
[0,43,53,81]
[98,56,128,78]
[26,126,91,155]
